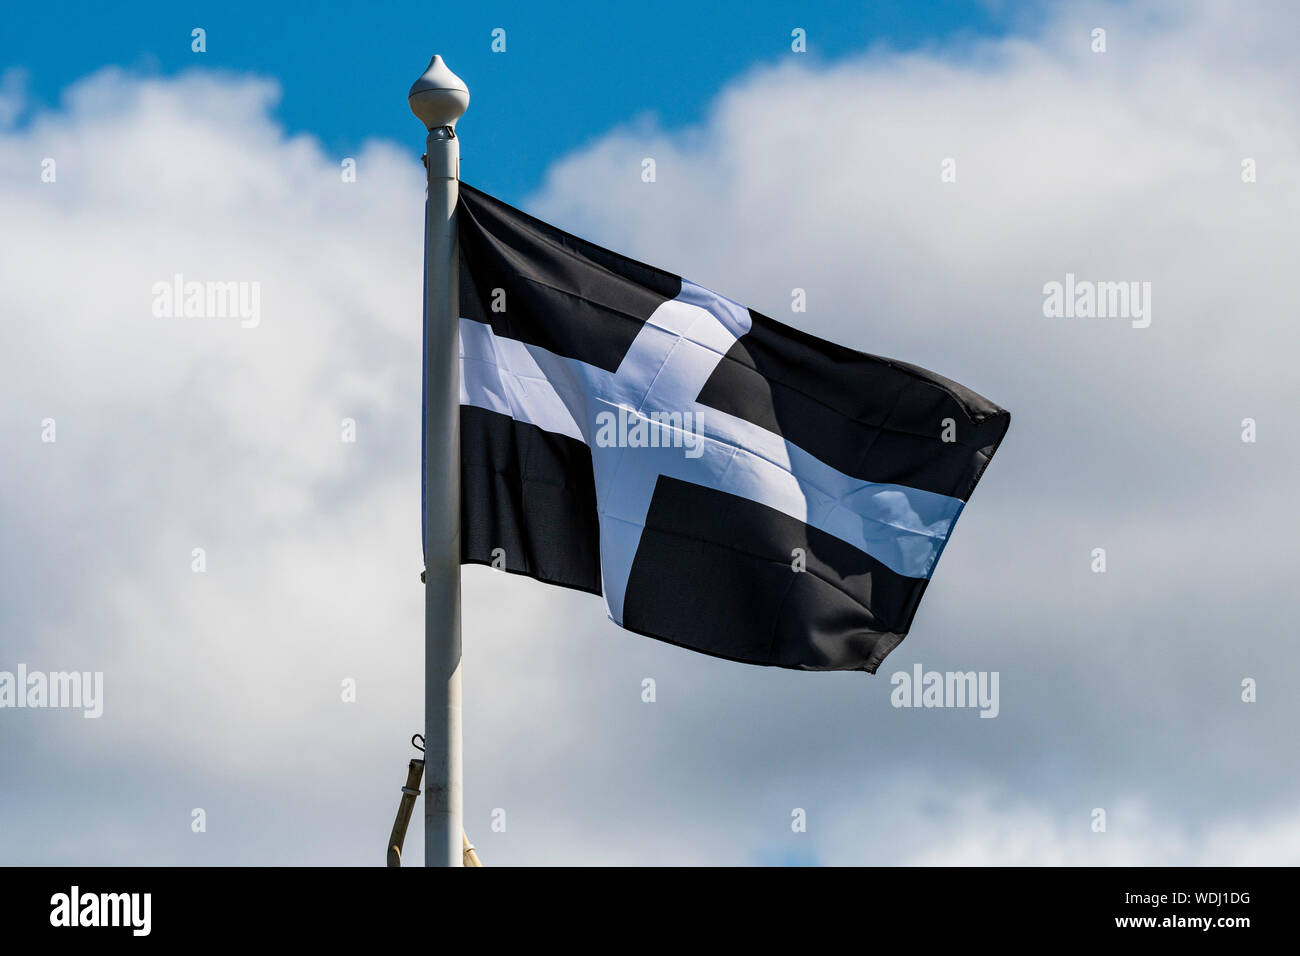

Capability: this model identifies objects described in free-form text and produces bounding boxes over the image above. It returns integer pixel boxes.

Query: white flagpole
[409,54,469,867]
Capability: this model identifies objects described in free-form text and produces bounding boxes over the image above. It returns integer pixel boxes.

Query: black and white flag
[455,183,1009,672]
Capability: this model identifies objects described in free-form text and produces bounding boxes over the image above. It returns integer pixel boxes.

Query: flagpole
[410,54,469,867]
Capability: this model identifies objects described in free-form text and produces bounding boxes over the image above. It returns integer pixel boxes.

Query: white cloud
[2,0,1298,864]
[843,786,1300,866]
[0,68,27,127]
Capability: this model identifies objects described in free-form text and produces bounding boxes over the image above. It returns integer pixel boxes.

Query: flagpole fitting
[408,55,469,131]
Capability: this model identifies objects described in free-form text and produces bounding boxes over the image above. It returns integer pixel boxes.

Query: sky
[0,0,1021,203]
[1,0,1298,866]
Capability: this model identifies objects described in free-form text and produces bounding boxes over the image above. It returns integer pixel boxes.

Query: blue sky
[3,0,1024,203]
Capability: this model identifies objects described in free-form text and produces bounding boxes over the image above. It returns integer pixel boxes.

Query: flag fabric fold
[454,182,1009,672]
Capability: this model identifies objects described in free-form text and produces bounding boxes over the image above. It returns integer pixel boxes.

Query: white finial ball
[409,55,469,129]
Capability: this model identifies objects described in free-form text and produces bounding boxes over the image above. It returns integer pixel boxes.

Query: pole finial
[409,55,469,130]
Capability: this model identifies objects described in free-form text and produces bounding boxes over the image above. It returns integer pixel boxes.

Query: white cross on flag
[451,184,1009,672]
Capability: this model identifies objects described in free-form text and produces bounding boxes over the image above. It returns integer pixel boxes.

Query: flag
[455,183,1009,672]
